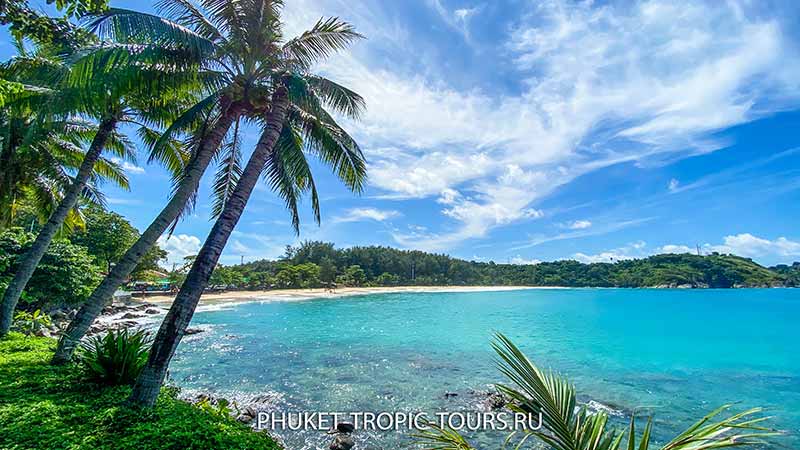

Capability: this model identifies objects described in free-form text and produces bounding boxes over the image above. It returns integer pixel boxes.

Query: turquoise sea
[167,288,800,449]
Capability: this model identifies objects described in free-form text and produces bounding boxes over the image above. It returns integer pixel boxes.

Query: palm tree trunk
[51,105,242,364]
[0,117,117,337]
[128,88,289,407]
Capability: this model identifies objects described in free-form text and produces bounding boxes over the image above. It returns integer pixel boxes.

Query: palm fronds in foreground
[415,333,781,450]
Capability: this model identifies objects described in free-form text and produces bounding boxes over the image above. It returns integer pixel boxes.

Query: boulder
[184,327,203,335]
[120,312,143,319]
[329,434,355,450]
[335,422,355,434]
[144,308,161,315]
[484,392,506,410]
[444,391,458,398]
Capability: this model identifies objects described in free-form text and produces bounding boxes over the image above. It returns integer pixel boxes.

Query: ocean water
[166,288,800,449]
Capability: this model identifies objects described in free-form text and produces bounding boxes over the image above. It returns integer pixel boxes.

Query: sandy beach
[139,285,550,306]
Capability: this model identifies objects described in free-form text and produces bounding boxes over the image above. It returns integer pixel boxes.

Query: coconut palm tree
[0,36,191,336]
[120,1,366,407]
[414,333,780,450]
[52,0,366,364]
[0,105,131,231]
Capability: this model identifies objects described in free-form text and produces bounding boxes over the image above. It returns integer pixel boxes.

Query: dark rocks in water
[329,434,355,450]
[184,327,203,335]
[249,393,280,405]
[335,422,355,434]
[120,312,143,320]
[144,308,160,315]
[444,391,458,398]
[469,389,508,410]
[485,392,507,410]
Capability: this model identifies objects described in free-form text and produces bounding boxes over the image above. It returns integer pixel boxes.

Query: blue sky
[3,0,800,267]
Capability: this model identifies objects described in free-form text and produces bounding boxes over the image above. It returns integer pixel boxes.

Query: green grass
[0,333,283,450]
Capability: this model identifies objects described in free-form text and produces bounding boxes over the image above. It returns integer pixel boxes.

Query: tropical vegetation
[0,0,192,336]
[202,240,797,290]
[0,332,282,449]
[108,0,368,408]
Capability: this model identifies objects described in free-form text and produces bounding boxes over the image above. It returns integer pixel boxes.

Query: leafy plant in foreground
[415,333,780,450]
[77,328,151,385]
[10,309,51,335]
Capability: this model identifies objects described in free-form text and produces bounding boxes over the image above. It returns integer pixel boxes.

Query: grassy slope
[0,333,283,450]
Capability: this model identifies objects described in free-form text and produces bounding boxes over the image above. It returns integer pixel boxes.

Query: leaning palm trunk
[128,89,289,407]
[50,107,242,364]
[0,117,117,336]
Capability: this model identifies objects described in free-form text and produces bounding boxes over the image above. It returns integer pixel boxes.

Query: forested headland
[200,241,800,290]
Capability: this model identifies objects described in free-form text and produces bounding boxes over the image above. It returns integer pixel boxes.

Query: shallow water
[167,288,800,449]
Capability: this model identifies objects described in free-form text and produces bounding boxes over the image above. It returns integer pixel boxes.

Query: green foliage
[338,264,366,287]
[195,397,234,419]
[209,265,245,288]
[272,262,321,289]
[770,262,800,286]
[11,309,51,335]
[0,228,101,308]
[0,333,283,449]
[216,241,794,290]
[415,334,780,450]
[77,328,151,386]
[72,204,139,271]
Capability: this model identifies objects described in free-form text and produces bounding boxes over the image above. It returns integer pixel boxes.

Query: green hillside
[210,242,795,289]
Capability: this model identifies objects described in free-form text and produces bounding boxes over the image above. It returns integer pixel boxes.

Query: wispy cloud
[511,218,654,251]
[572,241,647,263]
[562,220,592,230]
[333,207,401,223]
[110,157,145,175]
[282,0,799,251]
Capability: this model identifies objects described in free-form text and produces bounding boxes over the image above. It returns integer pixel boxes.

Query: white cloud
[110,157,145,175]
[668,178,680,192]
[572,241,648,263]
[427,0,480,41]
[659,244,694,254]
[157,234,201,268]
[283,0,799,250]
[705,233,800,258]
[107,197,142,206]
[510,255,541,265]
[573,251,635,264]
[564,220,592,230]
[333,207,401,223]
[614,234,800,263]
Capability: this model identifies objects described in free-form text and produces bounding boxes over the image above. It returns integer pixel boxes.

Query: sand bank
[139,285,555,307]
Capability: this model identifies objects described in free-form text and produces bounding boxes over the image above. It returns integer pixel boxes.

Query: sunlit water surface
[165,288,800,449]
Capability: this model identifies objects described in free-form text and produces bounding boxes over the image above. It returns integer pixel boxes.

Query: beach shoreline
[137,285,552,306]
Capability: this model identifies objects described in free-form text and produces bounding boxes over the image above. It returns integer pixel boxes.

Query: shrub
[0,228,101,308]
[11,309,51,335]
[78,328,151,386]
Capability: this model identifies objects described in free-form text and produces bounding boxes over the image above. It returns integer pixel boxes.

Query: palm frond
[156,0,225,43]
[211,118,242,218]
[86,8,215,58]
[412,422,475,450]
[137,126,189,177]
[262,124,311,233]
[153,89,221,162]
[288,105,367,194]
[306,75,365,119]
[282,16,363,69]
